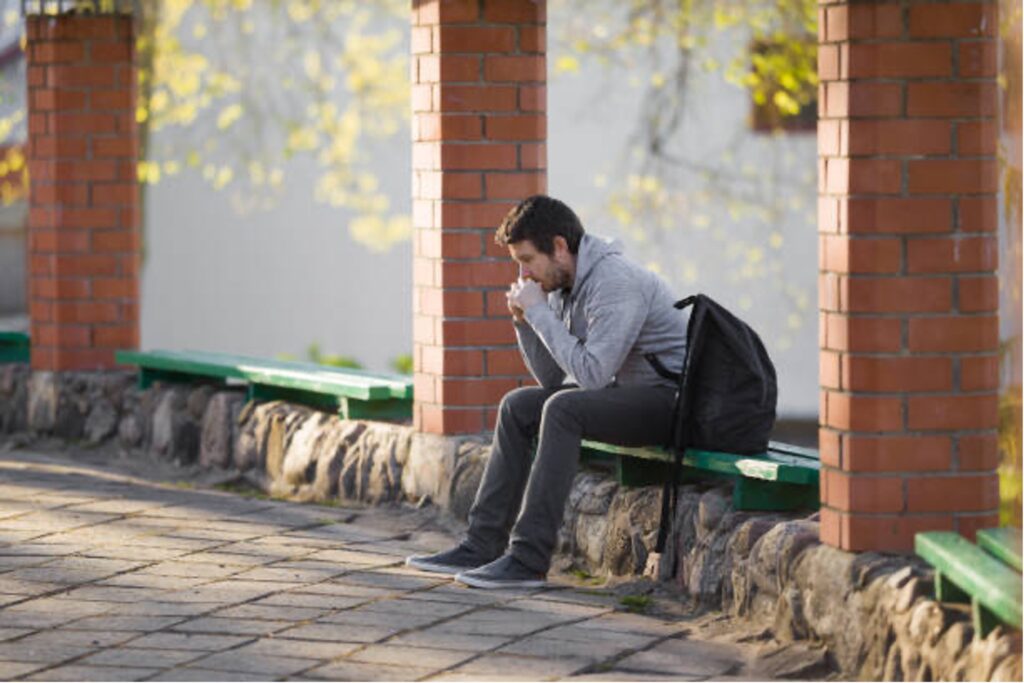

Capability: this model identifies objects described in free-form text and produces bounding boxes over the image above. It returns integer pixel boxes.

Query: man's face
[508,238,574,292]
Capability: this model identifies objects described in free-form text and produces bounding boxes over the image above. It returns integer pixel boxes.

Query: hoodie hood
[571,234,622,295]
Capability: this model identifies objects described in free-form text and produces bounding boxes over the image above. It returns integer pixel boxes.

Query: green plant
[390,353,413,375]
[998,384,1022,528]
[618,594,652,614]
[306,343,363,369]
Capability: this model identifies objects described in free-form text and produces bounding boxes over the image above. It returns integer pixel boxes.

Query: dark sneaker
[405,543,495,576]
[454,554,546,590]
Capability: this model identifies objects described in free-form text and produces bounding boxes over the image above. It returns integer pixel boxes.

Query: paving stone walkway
[0,447,831,681]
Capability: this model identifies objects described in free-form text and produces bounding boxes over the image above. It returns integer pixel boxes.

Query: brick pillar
[411,0,544,434]
[26,14,139,372]
[818,1,1001,552]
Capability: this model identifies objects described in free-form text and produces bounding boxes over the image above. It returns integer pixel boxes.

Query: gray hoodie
[516,234,689,390]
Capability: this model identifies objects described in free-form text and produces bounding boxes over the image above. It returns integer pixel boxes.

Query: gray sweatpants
[465,384,677,574]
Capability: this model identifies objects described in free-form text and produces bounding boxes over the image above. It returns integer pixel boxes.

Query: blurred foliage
[389,353,412,375]
[305,342,362,369]
[998,383,1021,528]
[0,0,410,251]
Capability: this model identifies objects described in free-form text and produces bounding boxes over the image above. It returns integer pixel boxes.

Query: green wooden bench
[580,440,820,512]
[115,349,412,420]
[0,332,29,363]
[915,528,1022,637]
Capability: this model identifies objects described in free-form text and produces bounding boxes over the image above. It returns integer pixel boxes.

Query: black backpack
[646,294,778,558]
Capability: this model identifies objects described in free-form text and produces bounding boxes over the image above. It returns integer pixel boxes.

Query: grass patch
[619,594,652,614]
[569,568,605,587]
[213,481,270,500]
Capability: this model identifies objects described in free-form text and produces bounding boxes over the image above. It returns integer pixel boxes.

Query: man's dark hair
[494,195,585,255]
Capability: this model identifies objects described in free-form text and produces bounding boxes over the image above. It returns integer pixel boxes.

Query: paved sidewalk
[0,448,822,681]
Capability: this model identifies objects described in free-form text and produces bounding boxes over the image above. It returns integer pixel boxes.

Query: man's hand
[508,278,546,315]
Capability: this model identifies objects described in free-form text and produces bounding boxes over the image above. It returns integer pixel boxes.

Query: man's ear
[553,236,569,258]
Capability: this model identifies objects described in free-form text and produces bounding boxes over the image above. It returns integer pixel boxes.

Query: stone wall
[0,366,1020,680]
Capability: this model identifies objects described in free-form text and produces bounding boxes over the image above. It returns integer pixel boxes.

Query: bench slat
[0,332,30,363]
[976,527,1023,572]
[915,531,1023,630]
[116,349,411,402]
[580,440,819,485]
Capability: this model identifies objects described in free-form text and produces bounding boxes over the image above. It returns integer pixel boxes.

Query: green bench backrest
[915,530,1023,629]
[0,332,30,362]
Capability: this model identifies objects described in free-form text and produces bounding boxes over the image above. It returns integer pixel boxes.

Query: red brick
[821,235,901,274]
[50,113,118,135]
[93,324,137,348]
[436,26,516,53]
[31,41,85,64]
[441,231,487,258]
[440,85,518,112]
[818,44,840,81]
[828,159,901,195]
[91,230,138,253]
[484,56,545,83]
[50,348,118,372]
[413,255,437,287]
[90,42,132,62]
[418,55,480,83]
[439,377,519,406]
[485,115,545,141]
[439,201,517,229]
[824,509,954,552]
[28,299,54,321]
[958,275,998,312]
[31,277,90,300]
[33,323,90,347]
[422,347,484,376]
[419,287,484,317]
[415,114,483,141]
[413,372,437,404]
[53,254,119,277]
[519,85,545,111]
[959,434,1000,471]
[30,230,89,253]
[411,84,434,112]
[441,260,516,287]
[47,65,117,88]
[413,314,436,345]
[906,82,998,118]
[827,3,902,40]
[957,120,997,156]
[820,349,840,389]
[88,89,132,111]
[92,277,136,299]
[844,435,953,473]
[825,314,902,352]
[92,183,137,206]
[484,0,545,23]
[909,160,998,195]
[520,143,546,169]
[417,404,485,435]
[441,319,516,346]
[844,198,953,235]
[958,42,998,78]
[440,143,518,170]
[417,0,480,25]
[53,301,119,324]
[848,43,951,78]
[824,391,904,432]
[823,470,904,513]
[47,160,119,182]
[958,197,997,232]
[957,514,1001,542]
[27,66,46,87]
[843,356,953,392]
[61,207,120,230]
[907,236,997,274]
[909,3,996,37]
[485,172,545,199]
[908,394,999,430]
[847,120,950,156]
[93,138,136,158]
[845,82,903,118]
[429,172,482,199]
[486,348,526,376]
[30,90,87,112]
[411,26,432,54]
[908,315,998,352]
[841,276,951,314]
[817,119,842,156]
[519,26,545,53]
[961,355,999,391]
[906,474,999,512]
[819,197,839,233]
[31,136,88,160]
[412,142,440,171]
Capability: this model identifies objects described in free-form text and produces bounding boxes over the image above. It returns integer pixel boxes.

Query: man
[406,195,688,589]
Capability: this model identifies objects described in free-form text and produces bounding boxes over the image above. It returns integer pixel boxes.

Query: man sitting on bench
[406,195,689,589]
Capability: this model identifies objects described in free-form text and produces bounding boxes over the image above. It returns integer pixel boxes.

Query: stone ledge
[0,366,1020,681]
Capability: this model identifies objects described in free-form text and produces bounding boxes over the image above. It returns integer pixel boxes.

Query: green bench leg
[339,397,412,420]
[248,384,343,412]
[935,569,972,603]
[973,598,1002,638]
[732,478,820,512]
